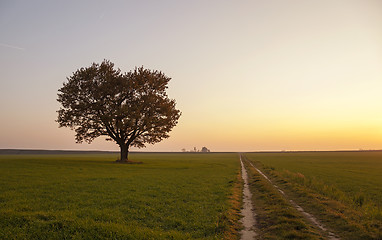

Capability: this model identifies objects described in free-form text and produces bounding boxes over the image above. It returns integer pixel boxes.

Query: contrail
[0,42,25,50]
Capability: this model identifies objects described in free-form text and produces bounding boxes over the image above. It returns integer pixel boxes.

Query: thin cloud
[0,42,25,50]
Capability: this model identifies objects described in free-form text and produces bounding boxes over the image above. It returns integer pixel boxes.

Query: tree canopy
[57,60,181,162]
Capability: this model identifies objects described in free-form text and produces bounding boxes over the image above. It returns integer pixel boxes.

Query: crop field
[2,151,381,239]
[0,153,240,240]
[244,151,382,239]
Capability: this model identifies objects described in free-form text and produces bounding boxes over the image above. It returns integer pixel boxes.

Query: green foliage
[0,153,239,239]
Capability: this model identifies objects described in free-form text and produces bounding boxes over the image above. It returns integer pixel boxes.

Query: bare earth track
[240,154,340,240]
[239,157,257,239]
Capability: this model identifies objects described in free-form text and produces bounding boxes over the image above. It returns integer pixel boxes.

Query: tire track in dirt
[239,156,257,240]
[241,154,340,240]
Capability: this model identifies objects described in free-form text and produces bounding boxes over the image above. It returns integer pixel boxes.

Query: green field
[3,151,381,239]
[0,153,240,239]
[245,151,382,239]
[245,151,382,209]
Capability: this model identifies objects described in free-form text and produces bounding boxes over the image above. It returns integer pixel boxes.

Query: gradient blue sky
[1,0,382,152]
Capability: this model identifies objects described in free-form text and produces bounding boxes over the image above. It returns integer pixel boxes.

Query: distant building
[201,147,210,153]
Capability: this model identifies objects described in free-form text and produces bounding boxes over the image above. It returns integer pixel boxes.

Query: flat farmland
[245,151,382,239]
[0,153,240,240]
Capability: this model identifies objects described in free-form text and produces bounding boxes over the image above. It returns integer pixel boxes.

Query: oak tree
[57,60,181,162]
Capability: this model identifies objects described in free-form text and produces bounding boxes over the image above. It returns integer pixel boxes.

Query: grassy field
[245,151,382,239]
[0,153,240,239]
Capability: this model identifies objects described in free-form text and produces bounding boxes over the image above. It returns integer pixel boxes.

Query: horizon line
[1,148,382,154]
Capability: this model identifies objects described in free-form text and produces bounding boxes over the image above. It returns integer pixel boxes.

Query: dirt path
[242,155,340,240]
[239,156,257,240]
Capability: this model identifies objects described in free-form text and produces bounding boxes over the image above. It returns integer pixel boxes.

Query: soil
[115,160,143,164]
[239,156,257,240]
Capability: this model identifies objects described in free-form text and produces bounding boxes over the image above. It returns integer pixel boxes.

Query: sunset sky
[1,0,382,152]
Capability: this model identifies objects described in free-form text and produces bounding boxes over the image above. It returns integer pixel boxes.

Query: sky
[0,0,382,152]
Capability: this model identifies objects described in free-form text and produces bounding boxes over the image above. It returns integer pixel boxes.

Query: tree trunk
[119,144,129,162]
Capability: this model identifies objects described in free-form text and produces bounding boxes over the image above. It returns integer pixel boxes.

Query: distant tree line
[181,147,210,153]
